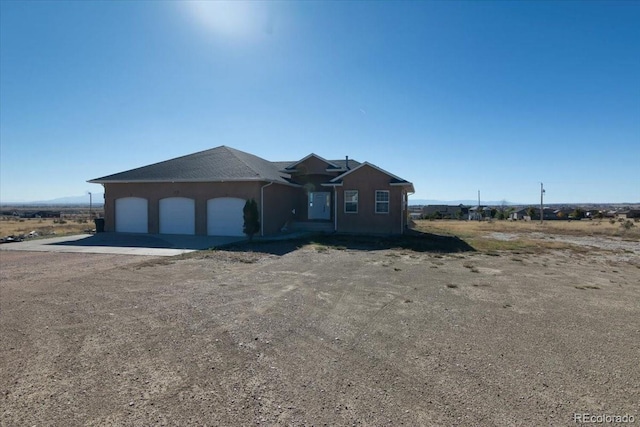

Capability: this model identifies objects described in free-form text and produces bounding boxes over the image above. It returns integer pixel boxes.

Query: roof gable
[282,153,343,171]
[329,162,413,186]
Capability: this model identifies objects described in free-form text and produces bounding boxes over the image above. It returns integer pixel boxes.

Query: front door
[308,192,330,220]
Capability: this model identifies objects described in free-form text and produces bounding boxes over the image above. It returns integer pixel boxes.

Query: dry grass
[413,219,639,253]
[415,218,638,238]
[0,217,94,237]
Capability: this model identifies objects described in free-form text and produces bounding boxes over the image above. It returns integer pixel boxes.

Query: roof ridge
[224,146,264,177]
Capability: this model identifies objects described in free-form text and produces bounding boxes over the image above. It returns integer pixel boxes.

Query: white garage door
[159,197,195,235]
[115,197,148,233]
[207,197,246,236]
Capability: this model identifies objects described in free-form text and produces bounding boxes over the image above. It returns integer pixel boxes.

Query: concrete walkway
[0,233,246,257]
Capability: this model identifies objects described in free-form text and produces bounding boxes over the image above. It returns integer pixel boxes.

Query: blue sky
[1,1,638,204]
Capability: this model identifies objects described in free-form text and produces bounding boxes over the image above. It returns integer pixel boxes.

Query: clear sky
[1,1,639,204]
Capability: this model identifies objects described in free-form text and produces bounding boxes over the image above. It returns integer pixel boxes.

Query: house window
[344,190,358,213]
[375,190,389,214]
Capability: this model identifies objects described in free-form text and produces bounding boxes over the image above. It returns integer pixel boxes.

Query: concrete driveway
[0,233,246,256]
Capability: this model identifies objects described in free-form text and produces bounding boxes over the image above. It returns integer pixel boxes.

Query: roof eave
[391,182,415,191]
[88,177,301,187]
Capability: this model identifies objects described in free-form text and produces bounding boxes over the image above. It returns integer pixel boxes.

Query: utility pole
[477,190,481,221]
[540,183,545,224]
[89,192,93,221]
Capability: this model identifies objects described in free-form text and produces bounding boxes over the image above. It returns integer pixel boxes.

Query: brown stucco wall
[335,166,406,234]
[290,156,341,177]
[262,184,302,235]
[103,181,263,234]
[288,156,342,221]
[290,174,333,220]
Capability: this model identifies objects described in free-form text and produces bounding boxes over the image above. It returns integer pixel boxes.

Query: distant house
[616,209,640,219]
[422,204,468,220]
[89,146,414,236]
[510,208,529,221]
[510,207,557,221]
[468,206,489,221]
[553,208,573,220]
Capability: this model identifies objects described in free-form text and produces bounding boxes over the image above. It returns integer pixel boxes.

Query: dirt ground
[1,234,639,426]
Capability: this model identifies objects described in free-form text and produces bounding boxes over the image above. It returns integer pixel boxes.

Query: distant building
[468,206,489,221]
[422,204,469,220]
[616,209,640,219]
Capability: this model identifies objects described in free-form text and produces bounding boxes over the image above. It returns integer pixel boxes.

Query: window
[344,190,358,213]
[375,190,389,214]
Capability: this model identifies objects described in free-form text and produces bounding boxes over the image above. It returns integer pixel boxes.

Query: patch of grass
[462,263,480,273]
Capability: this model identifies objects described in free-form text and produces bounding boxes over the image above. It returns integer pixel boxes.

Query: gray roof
[89,146,294,184]
[90,146,366,185]
[272,158,361,171]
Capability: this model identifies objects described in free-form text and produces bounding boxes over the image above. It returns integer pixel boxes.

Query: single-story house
[422,204,468,219]
[468,206,490,221]
[88,146,415,236]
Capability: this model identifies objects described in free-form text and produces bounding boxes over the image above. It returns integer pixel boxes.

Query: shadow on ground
[48,233,244,250]
[219,230,475,256]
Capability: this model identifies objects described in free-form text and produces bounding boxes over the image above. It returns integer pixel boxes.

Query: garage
[159,197,195,235]
[207,197,245,236]
[115,197,148,233]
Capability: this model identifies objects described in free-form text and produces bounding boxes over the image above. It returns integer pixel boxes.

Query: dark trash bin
[94,218,105,233]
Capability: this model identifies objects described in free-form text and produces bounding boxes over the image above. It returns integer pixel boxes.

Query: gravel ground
[1,241,639,426]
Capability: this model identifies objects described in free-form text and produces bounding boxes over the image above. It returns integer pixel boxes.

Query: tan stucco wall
[104,182,262,234]
[335,166,406,234]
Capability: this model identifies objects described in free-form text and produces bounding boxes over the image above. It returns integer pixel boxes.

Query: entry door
[308,192,330,220]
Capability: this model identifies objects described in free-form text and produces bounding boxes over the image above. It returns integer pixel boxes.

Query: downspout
[334,186,338,232]
[260,182,274,237]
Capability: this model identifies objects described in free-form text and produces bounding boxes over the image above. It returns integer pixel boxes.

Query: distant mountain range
[409,199,521,206]
[0,194,104,206]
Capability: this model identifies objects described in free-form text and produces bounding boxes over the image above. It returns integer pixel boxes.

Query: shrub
[621,220,634,231]
[242,199,260,241]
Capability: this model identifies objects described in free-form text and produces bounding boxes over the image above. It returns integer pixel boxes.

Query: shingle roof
[273,159,361,171]
[326,162,414,192]
[89,146,294,184]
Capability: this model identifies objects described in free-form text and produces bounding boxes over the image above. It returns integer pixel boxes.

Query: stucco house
[88,146,414,236]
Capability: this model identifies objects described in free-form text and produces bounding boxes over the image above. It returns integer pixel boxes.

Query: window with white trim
[344,190,358,213]
[375,190,390,214]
